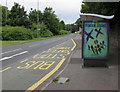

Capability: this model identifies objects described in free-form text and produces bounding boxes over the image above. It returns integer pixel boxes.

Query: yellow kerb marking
[25,58,66,92]
[33,54,39,59]
[20,59,28,63]
[0,67,12,72]
[57,47,70,50]
[46,54,53,58]
[71,39,76,50]
[51,54,58,58]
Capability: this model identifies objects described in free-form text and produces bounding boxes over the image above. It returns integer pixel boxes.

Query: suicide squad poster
[83,22,108,58]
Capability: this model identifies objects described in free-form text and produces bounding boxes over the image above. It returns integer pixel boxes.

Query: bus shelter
[80,13,114,67]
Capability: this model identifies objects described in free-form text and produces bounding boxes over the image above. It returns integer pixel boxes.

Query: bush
[40,29,53,37]
[59,30,70,35]
[31,23,53,37]
[2,26,33,40]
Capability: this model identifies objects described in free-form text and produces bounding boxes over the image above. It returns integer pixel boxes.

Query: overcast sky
[1,0,83,24]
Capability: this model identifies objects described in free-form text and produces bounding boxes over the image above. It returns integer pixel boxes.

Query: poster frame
[82,21,109,59]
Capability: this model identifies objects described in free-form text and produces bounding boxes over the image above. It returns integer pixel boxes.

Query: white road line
[1,48,22,55]
[0,51,28,61]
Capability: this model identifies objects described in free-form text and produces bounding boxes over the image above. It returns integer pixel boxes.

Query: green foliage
[81,2,120,25]
[8,3,31,27]
[0,5,9,26]
[31,23,53,37]
[59,30,70,35]
[65,23,78,33]
[2,26,33,40]
[65,18,82,33]
[81,2,115,15]
[1,3,69,40]
[43,7,61,35]
[40,29,53,37]
[75,18,82,31]
[71,24,77,33]
[29,8,43,24]
[60,20,65,30]
[65,24,72,32]
[0,27,2,40]
[75,18,82,27]
[38,23,53,37]
[81,3,89,13]
[0,5,2,26]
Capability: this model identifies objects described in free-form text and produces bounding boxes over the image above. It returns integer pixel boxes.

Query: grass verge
[0,34,71,46]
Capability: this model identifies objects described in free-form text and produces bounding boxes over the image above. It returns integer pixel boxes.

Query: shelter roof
[80,13,114,19]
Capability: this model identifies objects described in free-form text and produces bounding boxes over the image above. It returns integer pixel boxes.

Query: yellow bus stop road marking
[25,39,76,92]
[0,67,12,72]
[71,39,77,51]
[20,59,29,63]
[25,58,66,92]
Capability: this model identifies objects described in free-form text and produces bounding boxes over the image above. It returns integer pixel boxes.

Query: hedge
[59,30,70,35]
[2,26,33,40]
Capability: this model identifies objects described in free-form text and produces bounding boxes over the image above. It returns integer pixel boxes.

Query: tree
[60,20,65,30]
[43,7,61,35]
[75,18,82,31]
[31,22,53,37]
[65,24,72,32]
[81,2,120,25]
[71,24,77,33]
[81,3,90,13]
[9,3,31,27]
[29,8,43,24]
[0,5,9,26]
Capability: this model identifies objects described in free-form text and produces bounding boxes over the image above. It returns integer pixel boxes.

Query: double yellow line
[71,39,77,51]
[25,58,65,91]
[0,67,12,72]
[25,39,76,92]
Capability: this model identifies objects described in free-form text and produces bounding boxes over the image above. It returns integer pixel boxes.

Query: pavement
[43,34,119,92]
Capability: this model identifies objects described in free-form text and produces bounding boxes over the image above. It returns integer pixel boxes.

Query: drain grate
[53,77,70,84]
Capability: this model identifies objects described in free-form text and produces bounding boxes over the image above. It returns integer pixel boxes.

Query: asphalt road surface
[0,34,77,91]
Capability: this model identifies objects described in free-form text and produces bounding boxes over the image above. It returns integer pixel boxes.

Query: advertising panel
[83,22,108,58]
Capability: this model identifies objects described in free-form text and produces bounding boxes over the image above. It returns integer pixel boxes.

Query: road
[0,34,77,91]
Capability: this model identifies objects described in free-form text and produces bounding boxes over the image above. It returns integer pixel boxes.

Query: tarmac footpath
[43,34,118,92]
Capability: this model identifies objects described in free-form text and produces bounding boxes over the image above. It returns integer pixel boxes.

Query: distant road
[1,34,77,91]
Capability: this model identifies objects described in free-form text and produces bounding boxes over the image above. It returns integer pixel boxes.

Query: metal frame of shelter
[80,13,114,67]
